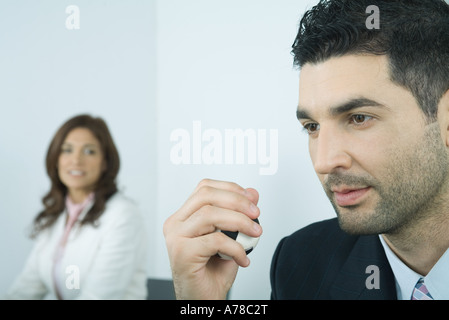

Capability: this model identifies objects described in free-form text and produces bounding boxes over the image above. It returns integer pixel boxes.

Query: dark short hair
[31,114,120,237]
[292,0,449,121]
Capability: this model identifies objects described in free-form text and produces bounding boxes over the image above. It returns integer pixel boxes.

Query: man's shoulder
[281,217,354,248]
[270,218,360,299]
[270,218,395,300]
[289,217,342,236]
[277,217,363,268]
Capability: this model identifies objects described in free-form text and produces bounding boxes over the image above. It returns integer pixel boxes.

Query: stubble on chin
[324,123,449,236]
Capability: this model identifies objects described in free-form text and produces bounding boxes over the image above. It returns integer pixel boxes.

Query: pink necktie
[411,278,433,300]
[52,193,94,299]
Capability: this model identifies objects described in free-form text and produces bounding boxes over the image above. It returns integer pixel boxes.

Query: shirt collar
[379,235,421,299]
[424,248,449,299]
[65,192,95,220]
[379,234,449,300]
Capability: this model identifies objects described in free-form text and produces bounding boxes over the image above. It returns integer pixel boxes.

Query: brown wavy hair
[30,114,120,238]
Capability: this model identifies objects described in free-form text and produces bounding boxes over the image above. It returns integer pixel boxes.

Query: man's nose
[312,127,352,175]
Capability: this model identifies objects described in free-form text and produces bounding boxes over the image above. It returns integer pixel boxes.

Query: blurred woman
[6,114,147,299]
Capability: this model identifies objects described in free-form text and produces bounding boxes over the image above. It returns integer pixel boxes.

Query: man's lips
[332,187,371,207]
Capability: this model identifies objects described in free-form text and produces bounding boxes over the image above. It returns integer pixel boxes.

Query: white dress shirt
[5,192,148,300]
[379,234,449,300]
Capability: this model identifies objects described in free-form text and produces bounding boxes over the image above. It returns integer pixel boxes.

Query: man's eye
[303,123,320,135]
[351,114,372,124]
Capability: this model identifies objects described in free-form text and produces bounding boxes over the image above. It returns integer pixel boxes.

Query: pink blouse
[52,193,95,299]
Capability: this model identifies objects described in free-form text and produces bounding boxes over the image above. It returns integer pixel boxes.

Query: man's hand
[163,179,263,300]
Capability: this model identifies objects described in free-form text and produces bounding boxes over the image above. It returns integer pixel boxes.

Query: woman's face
[58,127,105,200]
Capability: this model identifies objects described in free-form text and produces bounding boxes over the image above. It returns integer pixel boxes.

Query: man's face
[297,54,449,235]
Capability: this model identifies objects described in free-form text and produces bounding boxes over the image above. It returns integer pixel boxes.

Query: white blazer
[5,193,148,300]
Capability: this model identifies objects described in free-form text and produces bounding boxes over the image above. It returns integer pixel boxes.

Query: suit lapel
[329,234,397,300]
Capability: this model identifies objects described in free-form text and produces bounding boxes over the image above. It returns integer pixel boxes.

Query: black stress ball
[218,218,260,260]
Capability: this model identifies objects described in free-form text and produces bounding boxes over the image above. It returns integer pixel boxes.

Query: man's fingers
[244,188,259,205]
[196,232,251,268]
[167,231,250,268]
[194,179,259,206]
[179,205,262,238]
[174,182,260,222]
[192,179,246,195]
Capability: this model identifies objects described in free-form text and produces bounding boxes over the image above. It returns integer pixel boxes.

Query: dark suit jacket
[270,218,397,299]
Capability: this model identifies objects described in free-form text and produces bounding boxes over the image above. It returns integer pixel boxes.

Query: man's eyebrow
[296,98,388,120]
[329,98,387,116]
[296,108,312,121]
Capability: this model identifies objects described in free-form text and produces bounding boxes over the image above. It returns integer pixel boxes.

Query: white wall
[0,0,336,300]
[0,0,158,295]
[155,0,334,299]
